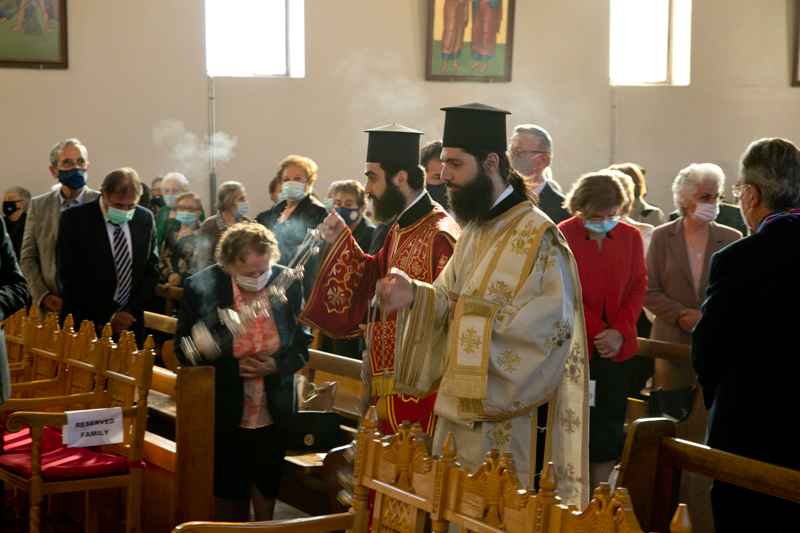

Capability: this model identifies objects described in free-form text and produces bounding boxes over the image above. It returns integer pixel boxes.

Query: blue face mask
[175,212,196,226]
[107,206,135,226]
[584,219,619,234]
[335,206,360,225]
[323,198,335,212]
[281,181,306,202]
[276,191,288,204]
[58,168,88,190]
[164,194,178,209]
[234,202,249,217]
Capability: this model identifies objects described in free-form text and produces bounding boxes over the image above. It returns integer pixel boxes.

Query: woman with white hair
[156,172,205,248]
[644,163,741,386]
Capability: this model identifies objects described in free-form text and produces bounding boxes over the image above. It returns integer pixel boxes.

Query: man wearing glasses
[20,139,100,322]
[507,124,570,224]
[692,137,800,532]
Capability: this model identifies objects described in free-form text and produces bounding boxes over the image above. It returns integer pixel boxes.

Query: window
[205,0,305,78]
[609,0,691,85]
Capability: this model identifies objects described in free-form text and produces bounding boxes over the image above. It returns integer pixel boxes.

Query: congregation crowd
[0,102,798,531]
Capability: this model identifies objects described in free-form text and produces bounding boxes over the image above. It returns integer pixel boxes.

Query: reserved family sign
[62,407,124,448]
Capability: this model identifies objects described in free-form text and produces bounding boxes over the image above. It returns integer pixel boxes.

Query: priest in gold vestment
[299,124,460,437]
[378,104,590,508]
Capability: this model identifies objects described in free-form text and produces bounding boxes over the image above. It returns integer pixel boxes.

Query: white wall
[1,0,798,218]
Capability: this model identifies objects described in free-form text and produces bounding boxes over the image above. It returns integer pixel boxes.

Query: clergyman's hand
[319,210,347,244]
[447,291,460,321]
[376,269,414,313]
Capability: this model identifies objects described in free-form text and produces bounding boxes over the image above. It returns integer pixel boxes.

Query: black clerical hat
[441,103,511,152]
[365,124,424,167]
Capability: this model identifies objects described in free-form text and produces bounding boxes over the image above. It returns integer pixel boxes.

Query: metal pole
[610,84,617,165]
[208,76,218,209]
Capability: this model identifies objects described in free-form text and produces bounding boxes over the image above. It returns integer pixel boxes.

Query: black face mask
[3,201,19,217]
[151,196,166,208]
[427,183,449,210]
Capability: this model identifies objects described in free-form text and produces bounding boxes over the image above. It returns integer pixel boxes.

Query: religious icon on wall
[426,0,515,82]
[0,0,67,69]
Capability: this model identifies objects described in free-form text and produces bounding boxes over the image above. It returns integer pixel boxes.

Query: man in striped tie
[56,168,159,346]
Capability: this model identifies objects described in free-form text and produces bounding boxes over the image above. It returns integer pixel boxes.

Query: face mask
[336,206,360,225]
[175,212,196,226]
[151,196,166,208]
[510,155,534,176]
[3,201,19,217]
[691,202,719,224]
[276,191,288,203]
[164,194,178,209]
[236,268,272,292]
[584,219,619,234]
[323,198,335,212]
[233,202,249,217]
[58,168,88,190]
[107,205,135,226]
[281,181,306,202]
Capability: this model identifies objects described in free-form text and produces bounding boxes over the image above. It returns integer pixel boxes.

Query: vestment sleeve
[432,230,456,279]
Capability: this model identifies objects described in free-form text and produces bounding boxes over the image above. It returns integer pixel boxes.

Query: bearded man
[377,104,590,507]
[299,124,460,436]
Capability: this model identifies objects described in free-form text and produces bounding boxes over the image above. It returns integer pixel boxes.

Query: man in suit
[20,139,100,322]
[508,124,570,224]
[0,217,30,403]
[692,137,800,532]
[56,168,159,346]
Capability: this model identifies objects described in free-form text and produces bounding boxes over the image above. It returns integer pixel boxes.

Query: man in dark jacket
[692,137,800,532]
[0,216,30,403]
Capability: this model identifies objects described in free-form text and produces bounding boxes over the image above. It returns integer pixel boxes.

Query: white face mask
[282,181,307,202]
[236,268,272,292]
[690,202,719,224]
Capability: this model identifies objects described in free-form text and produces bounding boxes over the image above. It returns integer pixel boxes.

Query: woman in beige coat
[645,163,741,388]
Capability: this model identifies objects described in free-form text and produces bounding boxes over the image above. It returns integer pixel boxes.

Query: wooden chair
[0,323,156,533]
[618,417,800,532]
[5,313,71,401]
[3,306,29,369]
[172,407,692,533]
[145,310,179,371]
[156,285,184,317]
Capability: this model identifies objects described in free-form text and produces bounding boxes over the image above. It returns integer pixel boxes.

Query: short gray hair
[672,163,725,213]
[216,181,244,212]
[49,139,87,167]
[162,172,190,192]
[4,187,32,212]
[513,124,553,157]
[101,168,143,200]
[740,138,800,210]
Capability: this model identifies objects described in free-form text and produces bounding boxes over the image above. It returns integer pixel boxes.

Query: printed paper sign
[589,380,596,408]
[62,407,124,448]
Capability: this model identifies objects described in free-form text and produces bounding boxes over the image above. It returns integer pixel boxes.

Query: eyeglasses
[176,206,201,213]
[587,215,620,224]
[731,184,750,198]
[508,149,548,158]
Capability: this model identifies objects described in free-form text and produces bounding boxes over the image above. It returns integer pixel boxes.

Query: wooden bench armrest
[6,406,140,432]
[172,511,354,533]
[10,378,60,393]
[0,392,99,412]
[9,368,25,378]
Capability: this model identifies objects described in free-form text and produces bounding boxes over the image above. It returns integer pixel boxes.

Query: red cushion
[0,446,128,480]
[3,427,63,453]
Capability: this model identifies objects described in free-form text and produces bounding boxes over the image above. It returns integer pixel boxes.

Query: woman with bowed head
[159,192,203,289]
[197,181,251,271]
[256,155,327,299]
[645,163,740,387]
[557,171,647,490]
[175,223,312,522]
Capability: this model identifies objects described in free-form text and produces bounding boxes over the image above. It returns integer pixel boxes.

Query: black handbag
[285,411,342,452]
[648,385,697,424]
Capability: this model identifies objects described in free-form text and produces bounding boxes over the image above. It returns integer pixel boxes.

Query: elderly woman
[175,223,312,522]
[558,171,647,490]
[149,176,165,214]
[198,181,251,270]
[645,163,741,387]
[256,155,328,299]
[156,172,206,249]
[3,186,31,259]
[160,192,203,288]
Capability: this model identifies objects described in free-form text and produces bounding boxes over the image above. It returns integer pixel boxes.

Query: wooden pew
[619,417,800,532]
[172,407,693,533]
[155,285,184,317]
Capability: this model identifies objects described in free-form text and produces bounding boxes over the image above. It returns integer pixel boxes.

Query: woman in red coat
[558,171,647,490]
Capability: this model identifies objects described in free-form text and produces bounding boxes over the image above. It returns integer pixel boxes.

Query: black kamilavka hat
[365,123,424,167]
[441,103,511,152]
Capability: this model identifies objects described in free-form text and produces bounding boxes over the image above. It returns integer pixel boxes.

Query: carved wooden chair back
[25,313,72,394]
[61,320,109,410]
[2,306,27,366]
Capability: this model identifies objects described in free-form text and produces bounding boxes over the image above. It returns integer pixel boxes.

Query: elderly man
[508,125,570,224]
[378,104,589,507]
[56,168,159,346]
[20,139,100,322]
[692,138,800,532]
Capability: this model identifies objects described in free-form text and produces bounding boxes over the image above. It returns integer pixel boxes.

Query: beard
[370,179,407,224]
[447,165,496,227]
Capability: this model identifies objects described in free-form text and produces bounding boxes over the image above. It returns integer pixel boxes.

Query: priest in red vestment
[299,124,460,436]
